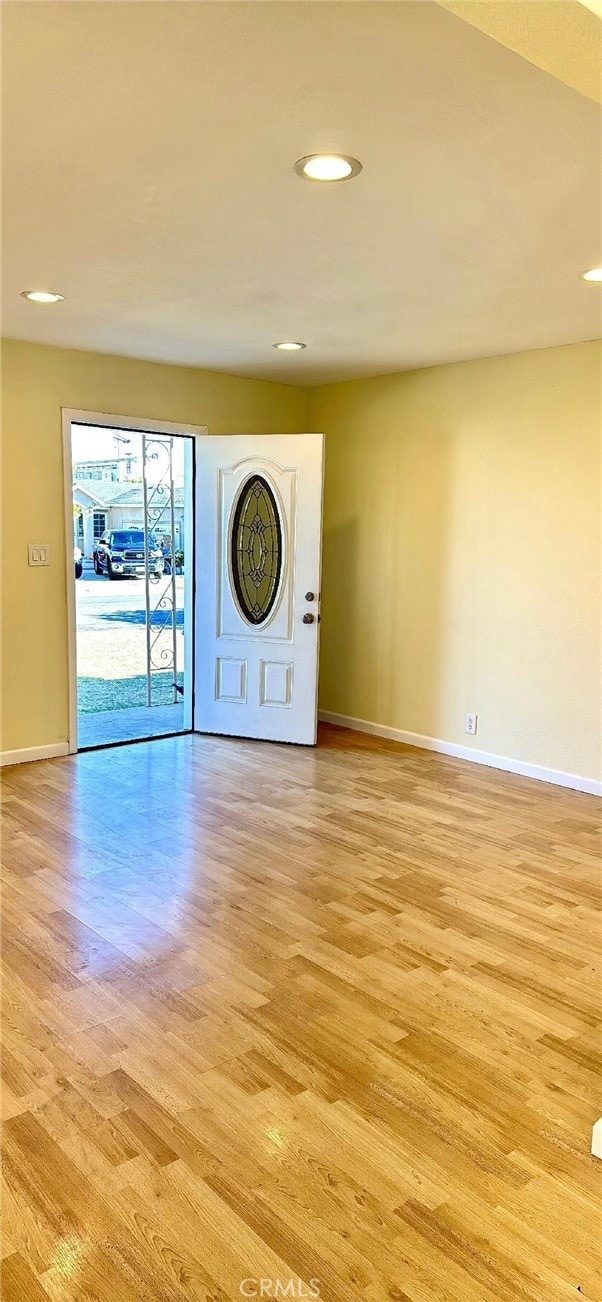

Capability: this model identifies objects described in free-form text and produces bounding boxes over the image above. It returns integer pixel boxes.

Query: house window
[93,513,106,539]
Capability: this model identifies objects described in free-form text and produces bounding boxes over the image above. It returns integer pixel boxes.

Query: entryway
[64,414,324,753]
[65,413,195,750]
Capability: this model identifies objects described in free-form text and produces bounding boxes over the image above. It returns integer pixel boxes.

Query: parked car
[93,529,164,580]
[74,546,83,579]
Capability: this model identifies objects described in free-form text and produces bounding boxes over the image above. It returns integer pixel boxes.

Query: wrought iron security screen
[142,434,179,706]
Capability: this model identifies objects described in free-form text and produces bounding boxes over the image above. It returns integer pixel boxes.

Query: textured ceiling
[2,1,601,385]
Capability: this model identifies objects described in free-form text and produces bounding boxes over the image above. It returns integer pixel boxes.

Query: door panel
[194,434,323,745]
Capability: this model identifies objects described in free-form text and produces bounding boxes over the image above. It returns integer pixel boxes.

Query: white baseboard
[0,742,70,768]
[2,725,599,797]
[318,711,602,797]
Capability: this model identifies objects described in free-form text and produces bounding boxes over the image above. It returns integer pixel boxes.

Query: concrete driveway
[76,564,185,713]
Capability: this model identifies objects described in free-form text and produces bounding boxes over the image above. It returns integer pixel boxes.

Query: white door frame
[61,408,207,754]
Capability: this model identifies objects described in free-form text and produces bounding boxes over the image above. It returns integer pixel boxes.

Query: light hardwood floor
[1,725,600,1301]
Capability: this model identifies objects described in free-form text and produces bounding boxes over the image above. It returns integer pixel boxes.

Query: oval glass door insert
[230,475,283,625]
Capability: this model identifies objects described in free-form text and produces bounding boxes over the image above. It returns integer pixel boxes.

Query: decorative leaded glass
[230,475,283,625]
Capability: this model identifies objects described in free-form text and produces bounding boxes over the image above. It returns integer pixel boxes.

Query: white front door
[194,434,324,745]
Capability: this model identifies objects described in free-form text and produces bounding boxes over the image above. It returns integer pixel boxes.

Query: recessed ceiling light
[294,154,362,182]
[581,267,602,282]
[21,289,64,303]
[273,341,306,351]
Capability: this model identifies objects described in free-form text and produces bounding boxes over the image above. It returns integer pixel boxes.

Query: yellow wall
[0,339,307,753]
[311,341,602,782]
[3,337,601,783]
[437,1,602,104]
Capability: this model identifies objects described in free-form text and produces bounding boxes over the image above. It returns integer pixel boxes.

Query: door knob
[305,591,316,602]
[302,612,315,624]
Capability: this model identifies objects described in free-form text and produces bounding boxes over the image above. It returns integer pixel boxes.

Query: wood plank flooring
[1,724,600,1302]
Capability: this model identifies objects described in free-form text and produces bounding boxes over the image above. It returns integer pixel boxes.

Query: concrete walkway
[78,702,184,748]
[76,564,187,747]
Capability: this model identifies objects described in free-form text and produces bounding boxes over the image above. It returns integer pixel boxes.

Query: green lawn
[78,671,184,714]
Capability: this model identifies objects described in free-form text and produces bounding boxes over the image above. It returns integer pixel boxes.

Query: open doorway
[67,417,195,749]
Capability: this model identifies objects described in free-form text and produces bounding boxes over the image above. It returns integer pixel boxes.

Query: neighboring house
[73,480,185,556]
[73,454,138,482]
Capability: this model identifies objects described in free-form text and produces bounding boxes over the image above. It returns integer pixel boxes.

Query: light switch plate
[28,544,50,566]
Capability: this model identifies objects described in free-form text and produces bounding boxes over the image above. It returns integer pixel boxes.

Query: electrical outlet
[28,544,49,566]
[465,713,477,736]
